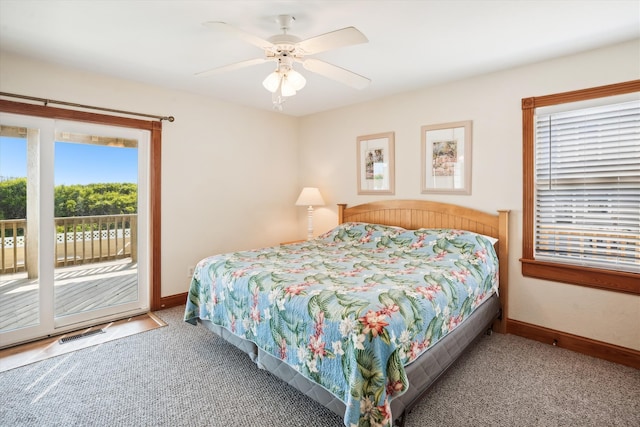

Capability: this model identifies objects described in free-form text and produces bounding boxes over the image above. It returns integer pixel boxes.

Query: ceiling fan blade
[195,58,268,77]
[302,59,371,90]
[296,27,368,55]
[203,21,275,51]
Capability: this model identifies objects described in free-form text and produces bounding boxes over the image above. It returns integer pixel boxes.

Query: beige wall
[0,52,300,298]
[2,39,638,350]
[298,39,640,350]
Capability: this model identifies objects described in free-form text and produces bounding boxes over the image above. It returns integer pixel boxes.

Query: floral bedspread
[184,222,499,427]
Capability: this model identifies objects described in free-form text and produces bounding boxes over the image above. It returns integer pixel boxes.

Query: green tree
[54,183,137,217]
[0,178,27,219]
[0,179,137,220]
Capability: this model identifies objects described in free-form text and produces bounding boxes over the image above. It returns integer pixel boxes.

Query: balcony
[0,214,139,332]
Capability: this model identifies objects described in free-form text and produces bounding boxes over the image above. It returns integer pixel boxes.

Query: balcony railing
[0,214,137,275]
[0,219,26,275]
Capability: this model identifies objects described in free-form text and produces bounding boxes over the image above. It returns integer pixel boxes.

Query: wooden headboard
[338,200,509,333]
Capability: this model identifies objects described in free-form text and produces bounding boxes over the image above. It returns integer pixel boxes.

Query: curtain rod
[0,92,175,122]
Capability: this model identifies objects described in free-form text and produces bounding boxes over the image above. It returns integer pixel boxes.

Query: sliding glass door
[0,113,150,347]
[51,120,149,329]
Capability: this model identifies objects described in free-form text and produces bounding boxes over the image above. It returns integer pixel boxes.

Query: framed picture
[421,120,472,194]
[357,131,395,195]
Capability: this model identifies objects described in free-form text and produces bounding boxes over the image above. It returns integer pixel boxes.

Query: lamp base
[306,205,314,240]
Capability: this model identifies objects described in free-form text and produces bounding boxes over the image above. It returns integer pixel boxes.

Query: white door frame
[0,112,150,347]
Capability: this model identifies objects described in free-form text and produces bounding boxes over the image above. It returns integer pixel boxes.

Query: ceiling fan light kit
[262,54,307,107]
[198,14,370,111]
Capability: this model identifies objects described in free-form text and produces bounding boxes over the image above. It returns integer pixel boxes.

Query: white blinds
[534,98,640,273]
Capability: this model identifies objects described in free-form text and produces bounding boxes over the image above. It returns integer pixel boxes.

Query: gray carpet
[1,306,638,427]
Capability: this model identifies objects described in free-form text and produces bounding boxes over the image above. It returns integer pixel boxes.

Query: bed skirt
[198,292,500,424]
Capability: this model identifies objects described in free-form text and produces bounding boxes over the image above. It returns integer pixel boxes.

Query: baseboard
[155,292,188,310]
[507,318,640,370]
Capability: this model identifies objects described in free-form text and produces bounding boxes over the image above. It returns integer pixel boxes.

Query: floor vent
[59,329,106,344]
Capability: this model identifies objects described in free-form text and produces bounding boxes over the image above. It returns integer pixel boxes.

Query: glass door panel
[0,113,55,348]
[52,122,148,328]
[0,127,38,331]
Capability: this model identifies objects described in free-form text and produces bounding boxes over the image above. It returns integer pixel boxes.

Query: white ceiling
[1,0,638,117]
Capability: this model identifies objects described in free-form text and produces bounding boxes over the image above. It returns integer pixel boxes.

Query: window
[521,81,640,294]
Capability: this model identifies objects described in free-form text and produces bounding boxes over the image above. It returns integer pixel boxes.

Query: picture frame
[357,131,395,195]
[421,120,472,194]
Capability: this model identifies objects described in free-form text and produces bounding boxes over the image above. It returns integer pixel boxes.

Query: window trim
[521,80,640,295]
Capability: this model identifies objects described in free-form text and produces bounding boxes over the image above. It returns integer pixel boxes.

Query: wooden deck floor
[0,259,138,332]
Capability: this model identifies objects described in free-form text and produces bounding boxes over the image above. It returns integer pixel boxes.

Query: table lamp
[295,187,325,240]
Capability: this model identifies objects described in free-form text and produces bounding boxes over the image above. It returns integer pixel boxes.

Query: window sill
[520,258,640,295]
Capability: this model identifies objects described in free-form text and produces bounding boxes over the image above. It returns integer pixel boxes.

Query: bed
[184,199,509,427]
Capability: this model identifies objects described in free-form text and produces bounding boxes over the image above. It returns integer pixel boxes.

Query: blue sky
[0,136,138,185]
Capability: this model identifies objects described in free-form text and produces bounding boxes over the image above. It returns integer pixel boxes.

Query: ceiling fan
[196,15,371,110]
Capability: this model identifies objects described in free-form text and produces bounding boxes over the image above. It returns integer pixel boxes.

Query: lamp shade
[280,76,297,97]
[286,69,306,91]
[262,71,281,93]
[295,187,325,206]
